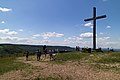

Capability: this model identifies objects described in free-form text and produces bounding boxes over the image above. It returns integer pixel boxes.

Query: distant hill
[101,48,120,52]
[0,44,75,57]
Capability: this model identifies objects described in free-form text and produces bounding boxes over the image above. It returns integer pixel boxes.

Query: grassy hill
[0,52,120,80]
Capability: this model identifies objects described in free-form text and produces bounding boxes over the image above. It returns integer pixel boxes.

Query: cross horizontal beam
[96,15,106,20]
[84,18,93,21]
[84,15,106,22]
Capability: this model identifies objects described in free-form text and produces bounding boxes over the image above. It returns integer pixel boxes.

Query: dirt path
[0,55,120,80]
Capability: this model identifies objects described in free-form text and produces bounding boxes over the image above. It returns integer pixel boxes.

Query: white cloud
[33,32,64,39]
[39,39,49,44]
[33,34,41,37]
[0,33,119,48]
[97,37,110,41]
[0,36,24,44]
[64,35,112,48]
[7,31,18,35]
[80,32,93,38]
[64,36,83,44]
[0,29,119,48]
[0,7,12,12]
[64,37,92,47]
[1,21,5,24]
[106,26,111,29]
[27,39,68,46]
[0,29,18,36]
[0,35,50,45]
[84,22,93,28]
[0,29,9,34]
[100,32,104,35]
[0,36,29,44]
[0,36,18,41]
[18,29,23,32]
[41,32,64,39]
[96,37,117,48]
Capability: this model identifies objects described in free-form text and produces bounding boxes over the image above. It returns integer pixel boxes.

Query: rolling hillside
[0,44,75,57]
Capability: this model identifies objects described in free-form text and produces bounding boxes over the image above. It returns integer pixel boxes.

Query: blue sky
[0,0,120,48]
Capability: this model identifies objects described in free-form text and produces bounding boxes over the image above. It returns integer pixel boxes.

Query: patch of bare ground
[0,55,120,80]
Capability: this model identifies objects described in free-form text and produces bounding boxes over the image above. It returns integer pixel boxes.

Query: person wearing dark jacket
[24,51,29,61]
[49,49,55,61]
[36,49,41,61]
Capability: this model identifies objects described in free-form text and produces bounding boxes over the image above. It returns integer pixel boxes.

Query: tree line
[0,44,75,57]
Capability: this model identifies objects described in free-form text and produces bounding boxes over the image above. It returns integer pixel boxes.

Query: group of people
[24,45,55,61]
[76,46,80,51]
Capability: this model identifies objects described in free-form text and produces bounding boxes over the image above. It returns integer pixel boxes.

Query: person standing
[36,49,41,61]
[49,49,55,61]
[43,45,47,57]
[108,48,110,53]
[25,51,29,61]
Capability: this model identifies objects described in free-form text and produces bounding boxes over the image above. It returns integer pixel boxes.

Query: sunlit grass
[97,52,120,63]
[85,52,120,72]
[0,57,29,75]
[52,52,120,72]
[0,52,120,76]
[53,52,90,64]
[34,76,71,80]
[34,77,61,80]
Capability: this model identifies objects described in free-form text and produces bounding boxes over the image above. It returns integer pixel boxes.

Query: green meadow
[54,52,120,63]
[55,52,120,70]
[0,52,120,80]
[0,57,29,75]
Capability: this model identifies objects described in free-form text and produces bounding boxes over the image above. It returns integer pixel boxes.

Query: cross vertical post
[93,7,96,50]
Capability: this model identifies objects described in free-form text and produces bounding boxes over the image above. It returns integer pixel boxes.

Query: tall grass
[0,57,29,75]
[84,52,120,72]
[53,52,120,72]
[34,76,62,80]
[97,52,120,63]
[54,52,90,63]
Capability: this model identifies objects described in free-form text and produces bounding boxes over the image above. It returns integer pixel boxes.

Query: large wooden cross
[84,7,106,50]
